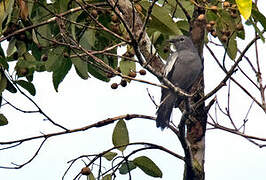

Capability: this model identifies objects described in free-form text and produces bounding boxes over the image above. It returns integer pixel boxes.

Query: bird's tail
[156,92,176,130]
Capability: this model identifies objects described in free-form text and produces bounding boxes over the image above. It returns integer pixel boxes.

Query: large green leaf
[139,1,181,35]
[16,80,36,96]
[133,156,162,178]
[52,57,72,92]
[88,172,95,180]
[0,57,9,70]
[80,29,96,50]
[165,0,194,20]
[87,62,109,82]
[252,9,266,30]
[16,40,27,57]
[0,113,8,126]
[6,78,17,93]
[119,59,136,76]
[119,161,136,175]
[6,38,17,57]
[46,47,65,72]
[112,119,129,152]
[103,151,117,161]
[227,33,237,60]
[71,57,89,80]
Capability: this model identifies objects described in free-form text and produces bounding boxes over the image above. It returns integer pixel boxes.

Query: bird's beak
[167,39,177,52]
[167,39,176,44]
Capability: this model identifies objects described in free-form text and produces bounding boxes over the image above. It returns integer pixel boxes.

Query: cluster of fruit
[110,69,146,89]
[205,1,244,42]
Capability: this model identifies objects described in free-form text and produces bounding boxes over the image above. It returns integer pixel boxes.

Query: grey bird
[156,35,202,129]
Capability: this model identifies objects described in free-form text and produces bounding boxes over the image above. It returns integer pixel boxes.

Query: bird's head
[168,35,194,52]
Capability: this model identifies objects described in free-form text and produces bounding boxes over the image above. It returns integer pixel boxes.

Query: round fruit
[230,12,238,18]
[81,167,91,176]
[220,35,228,43]
[120,79,127,87]
[231,4,237,9]
[128,71,137,78]
[17,68,29,76]
[210,6,218,11]
[209,21,215,26]
[197,14,205,21]
[225,30,231,37]
[221,29,226,34]
[223,1,230,8]
[41,54,48,61]
[110,24,120,34]
[18,33,26,41]
[236,24,244,31]
[111,14,119,23]
[63,52,69,58]
[139,69,146,75]
[91,9,98,18]
[111,83,119,89]
[206,23,213,32]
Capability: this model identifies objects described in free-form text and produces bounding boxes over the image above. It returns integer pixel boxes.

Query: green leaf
[0,45,5,58]
[0,72,7,94]
[52,57,72,92]
[6,78,17,93]
[16,40,27,57]
[71,57,89,80]
[6,38,17,57]
[88,172,96,180]
[227,33,237,60]
[0,57,9,70]
[103,151,117,161]
[87,63,109,82]
[36,25,52,47]
[252,9,266,30]
[119,161,136,175]
[16,80,36,96]
[166,0,194,20]
[119,59,136,76]
[236,0,252,20]
[46,47,65,72]
[102,174,111,180]
[133,156,162,178]
[0,113,8,126]
[70,11,82,41]
[139,1,182,35]
[112,119,129,152]
[80,29,96,50]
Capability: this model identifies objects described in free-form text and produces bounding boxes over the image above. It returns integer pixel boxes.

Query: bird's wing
[164,52,179,77]
[170,51,201,90]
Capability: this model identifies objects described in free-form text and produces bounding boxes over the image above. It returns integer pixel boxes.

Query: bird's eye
[179,37,185,42]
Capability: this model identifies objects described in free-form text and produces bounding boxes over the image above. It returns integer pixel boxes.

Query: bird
[156,35,202,130]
